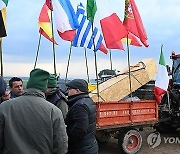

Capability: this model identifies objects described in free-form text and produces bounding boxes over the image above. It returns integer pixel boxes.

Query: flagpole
[126,34,133,101]
[84,47,90,83]
[0,39,3,76]
[50,8,57,75]
[65,42,72,83]
[109,49,113,71]
[34,33,42,69]
[91,23,100,100]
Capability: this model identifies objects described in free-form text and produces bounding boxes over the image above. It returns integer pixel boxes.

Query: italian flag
[154,47,169,104]
[87,0,128,50]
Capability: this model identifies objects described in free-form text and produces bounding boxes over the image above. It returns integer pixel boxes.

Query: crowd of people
[0,68,98,154]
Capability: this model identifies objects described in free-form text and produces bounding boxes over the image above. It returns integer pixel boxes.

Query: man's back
[0,89,68,154]
[46,88,68,120]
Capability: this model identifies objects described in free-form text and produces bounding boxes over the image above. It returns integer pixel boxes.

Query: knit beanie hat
[26,68,50,92]
[48,74,57,88]
[0,76,7,97]
[66,79,88,93]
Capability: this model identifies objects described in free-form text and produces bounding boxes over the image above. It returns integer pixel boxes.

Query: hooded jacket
[0,88,68,154]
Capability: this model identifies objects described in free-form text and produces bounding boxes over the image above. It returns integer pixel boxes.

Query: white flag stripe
[94,32,101,48]
[83,28,92,47]
[53,0,73,33]
[77,17,89,46]
[78,14,83,24]
[155,65,169,91]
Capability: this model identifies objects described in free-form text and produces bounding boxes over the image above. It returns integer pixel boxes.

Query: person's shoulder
[50,103,64,118]
[73,101,89,112]
[44,99,61,111]
[38,99,63,117]
[0,99,15,110]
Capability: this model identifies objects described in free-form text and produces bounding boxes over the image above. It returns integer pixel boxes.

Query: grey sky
[2,0,180,78]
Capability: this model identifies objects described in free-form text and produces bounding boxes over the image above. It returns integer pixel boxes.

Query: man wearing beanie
[65,79,98,154]
[46,74,68,120]
[0,68,68,154]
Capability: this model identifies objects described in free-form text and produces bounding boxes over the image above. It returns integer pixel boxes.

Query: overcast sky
[2,0,180,78]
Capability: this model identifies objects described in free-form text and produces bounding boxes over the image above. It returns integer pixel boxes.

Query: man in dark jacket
[0,76,9,103]
[9,77,24,98]
[0,68,68,154]
[46,74,68,120]
[65,79,98,154]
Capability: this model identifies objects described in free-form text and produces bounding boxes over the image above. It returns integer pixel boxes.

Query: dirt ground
[99,128,180,154]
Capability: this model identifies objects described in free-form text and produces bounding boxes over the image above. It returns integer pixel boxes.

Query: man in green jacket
[0,68,68,154]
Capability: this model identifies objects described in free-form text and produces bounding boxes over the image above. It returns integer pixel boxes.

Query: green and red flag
[123,0,148,47]
[154,46,169,104]
[87,0,128,50]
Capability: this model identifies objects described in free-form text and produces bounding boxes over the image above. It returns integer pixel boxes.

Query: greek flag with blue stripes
[72,3,103,51]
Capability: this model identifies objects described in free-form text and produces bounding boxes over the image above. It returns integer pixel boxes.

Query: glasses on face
[67,87,79,91]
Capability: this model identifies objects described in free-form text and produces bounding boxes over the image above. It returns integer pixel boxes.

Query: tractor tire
[118,129,142,154]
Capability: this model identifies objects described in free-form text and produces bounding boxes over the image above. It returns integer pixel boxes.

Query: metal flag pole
[109,49,113,71]
[126,34,133,101]
[65,42,73,83]
[91,23,100,100]
[84,47,90,83]
[0,39,3,76]
[34,33,42,69]
[50,4,57,75]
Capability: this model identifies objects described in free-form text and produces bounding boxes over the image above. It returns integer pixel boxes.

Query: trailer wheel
[96,131,111,143]
[118,129,142,154]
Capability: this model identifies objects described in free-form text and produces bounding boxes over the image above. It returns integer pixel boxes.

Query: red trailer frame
[95,100,158,154]
[96,100,158,129]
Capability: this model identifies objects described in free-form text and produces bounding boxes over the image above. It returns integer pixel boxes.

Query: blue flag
[72,3,106,53]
